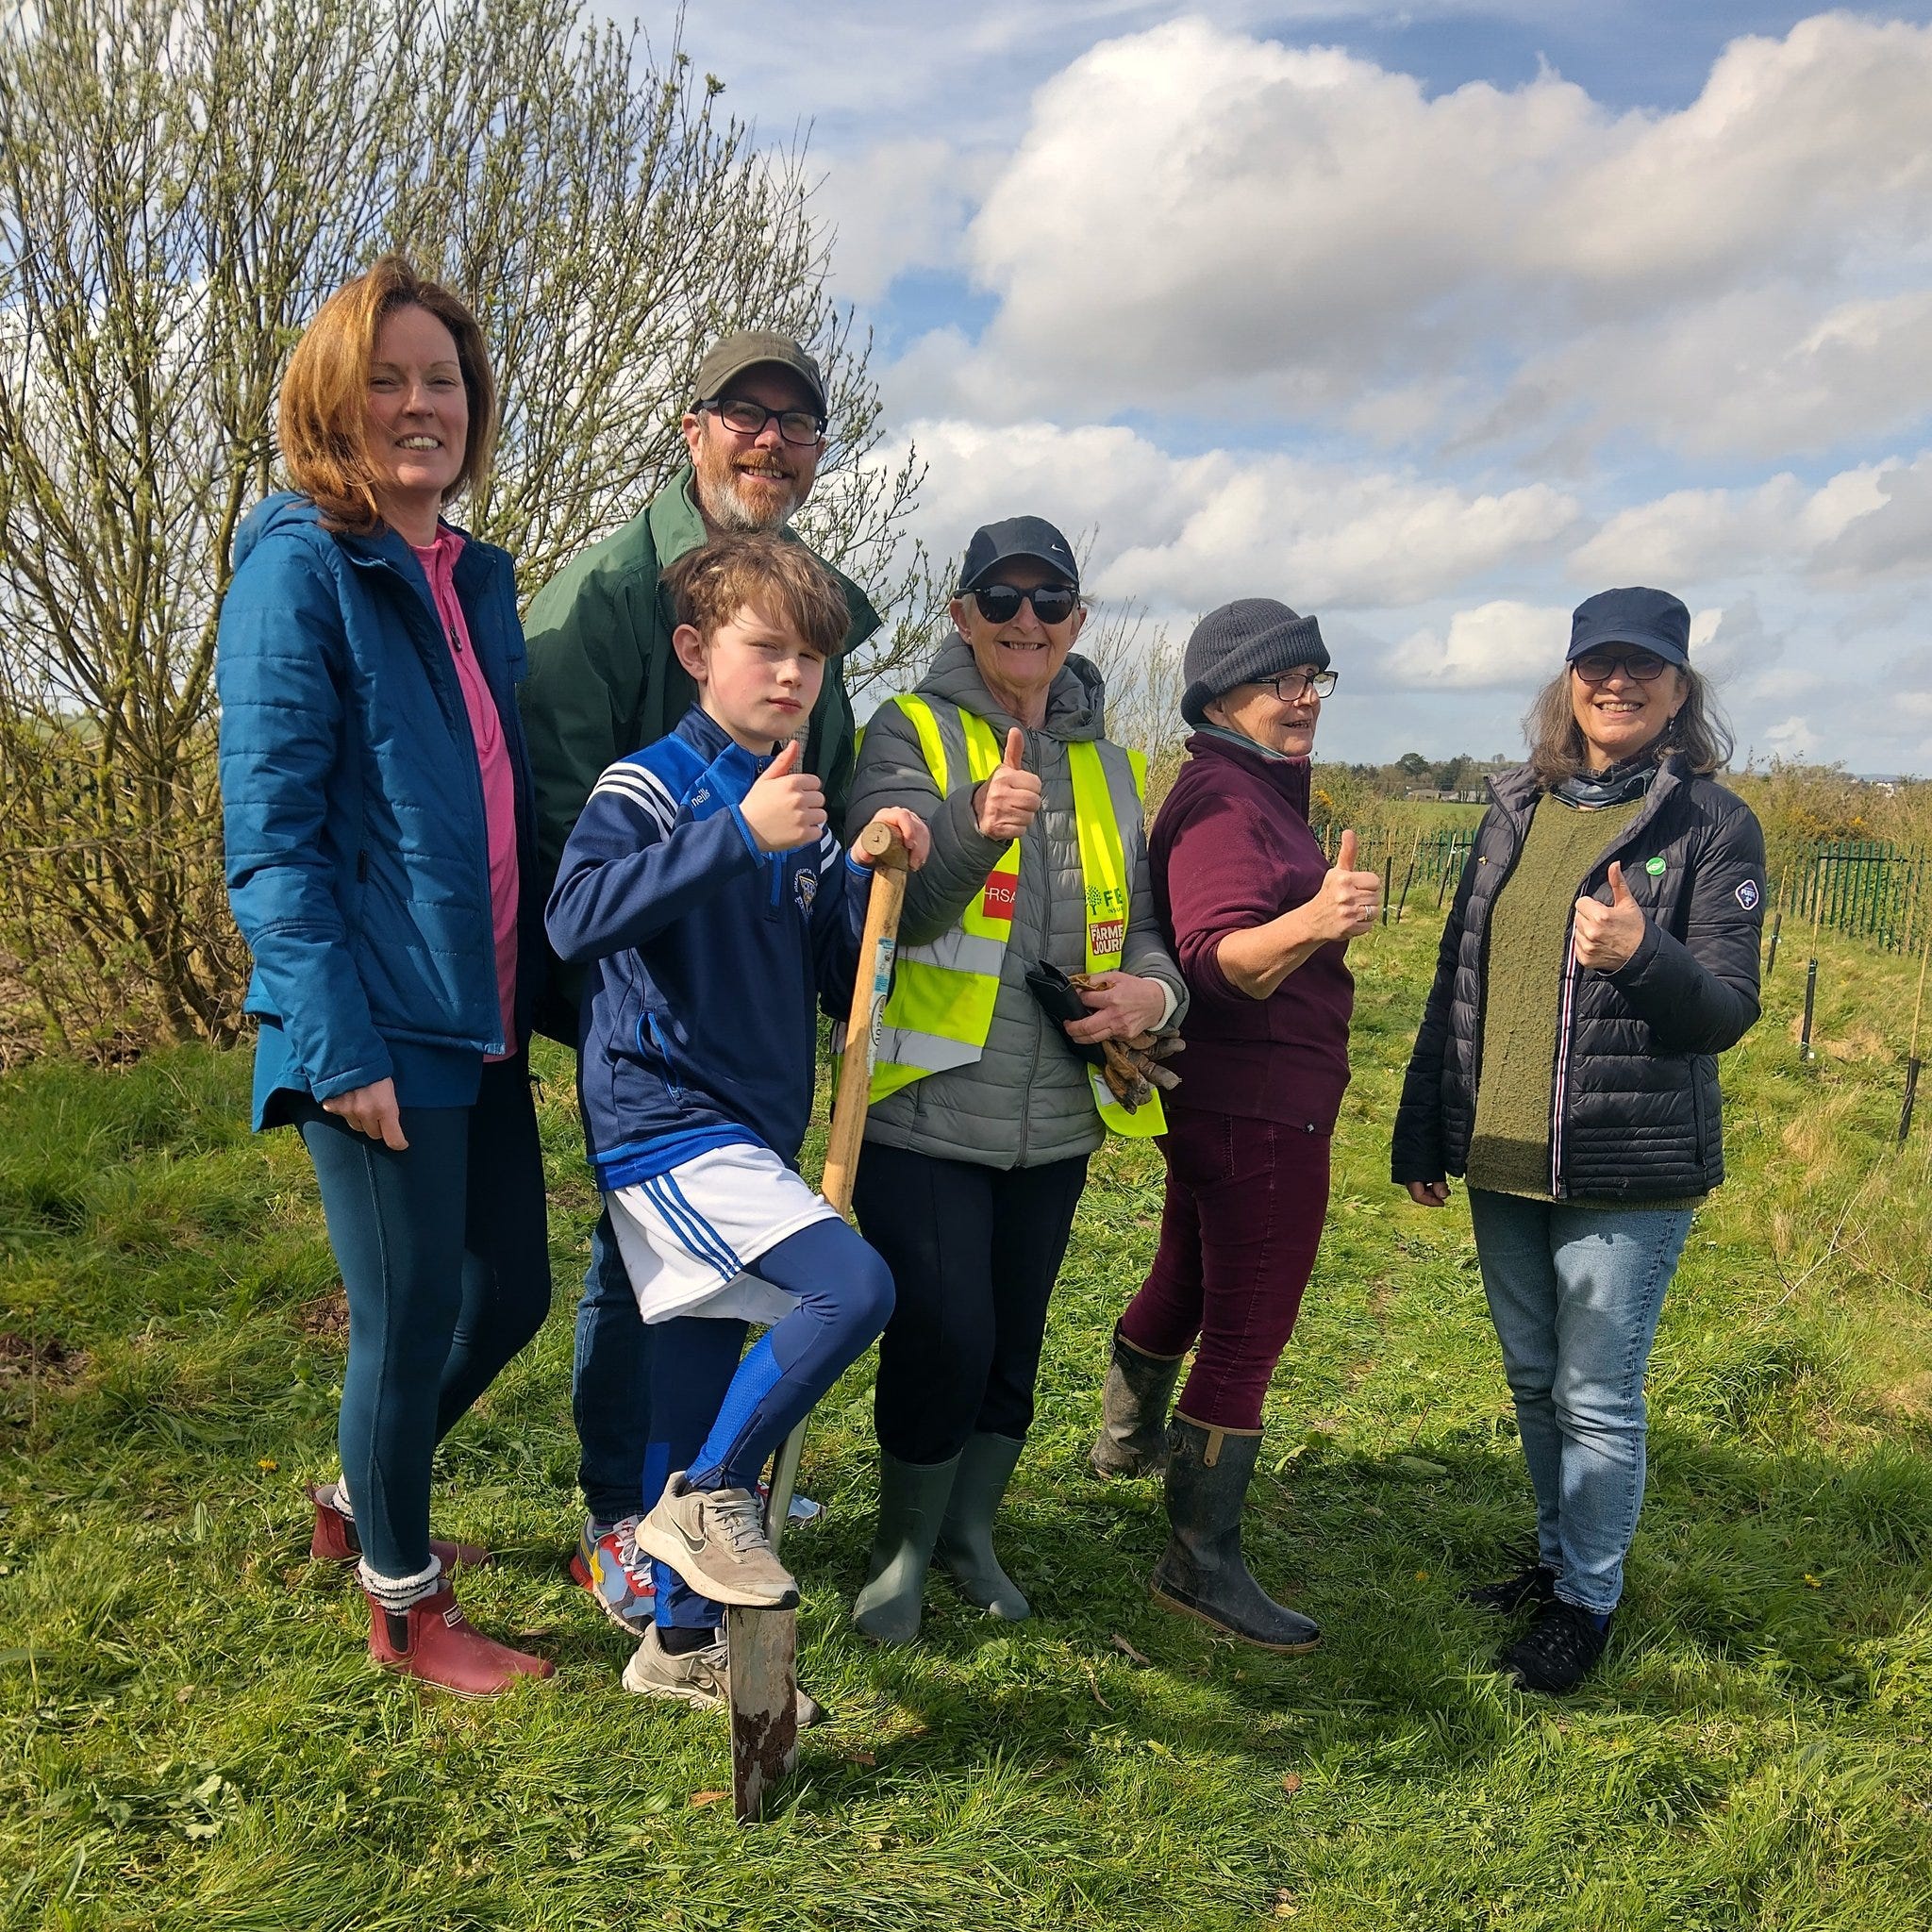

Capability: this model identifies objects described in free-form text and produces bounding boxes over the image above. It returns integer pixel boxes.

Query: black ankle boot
[1150,1416,1320,1654]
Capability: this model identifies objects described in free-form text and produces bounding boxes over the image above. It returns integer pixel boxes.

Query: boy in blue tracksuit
[546,531,928,1704]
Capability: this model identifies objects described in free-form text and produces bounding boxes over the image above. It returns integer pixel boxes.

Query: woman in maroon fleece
[1089,598,1381,1651]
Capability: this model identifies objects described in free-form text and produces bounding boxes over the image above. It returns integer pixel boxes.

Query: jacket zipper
[642,1009,684,1098]
[1549,933,1581,1198]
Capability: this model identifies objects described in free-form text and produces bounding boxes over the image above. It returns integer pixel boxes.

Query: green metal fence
[1790,840,1932,954]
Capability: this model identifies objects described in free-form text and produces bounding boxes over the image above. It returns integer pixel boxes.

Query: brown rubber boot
[308,1483,490,1571]
[365,1586,553,1696]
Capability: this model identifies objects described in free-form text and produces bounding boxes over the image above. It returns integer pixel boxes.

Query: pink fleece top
[413,528,519,1060]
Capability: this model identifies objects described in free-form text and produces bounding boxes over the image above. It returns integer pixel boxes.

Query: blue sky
[676,4,1932,772]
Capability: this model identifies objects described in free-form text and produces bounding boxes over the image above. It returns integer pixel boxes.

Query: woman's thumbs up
[1573,859,1647,972]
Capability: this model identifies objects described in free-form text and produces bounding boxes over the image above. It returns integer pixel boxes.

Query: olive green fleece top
[1467,792,1645,1199]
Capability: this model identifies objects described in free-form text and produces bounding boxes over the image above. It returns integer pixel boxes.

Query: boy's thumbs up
[1337,827,1357,872]
[762,737,802,779]
[1003,727,1026,770]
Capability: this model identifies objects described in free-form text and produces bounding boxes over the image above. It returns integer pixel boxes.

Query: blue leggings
[644,1216,894,1628]
[291,1057,551,1579]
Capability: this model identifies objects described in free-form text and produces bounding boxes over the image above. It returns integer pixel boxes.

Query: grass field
[5,908,1932,1930]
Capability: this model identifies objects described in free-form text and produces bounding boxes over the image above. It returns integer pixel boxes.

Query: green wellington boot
[1150,1415,1321,1654]
[934,1432,1031,1622]
[851,1450,960,1646]
[1089,1326,1187,1478]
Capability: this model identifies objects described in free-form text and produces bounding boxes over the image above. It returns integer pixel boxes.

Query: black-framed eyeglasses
[700,397,827,446]
[969,583,1081,626]
[1255,669,1338,701]
[1572,649,1669,686]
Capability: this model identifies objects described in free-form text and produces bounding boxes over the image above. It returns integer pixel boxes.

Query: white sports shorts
[604,1141,840,1326]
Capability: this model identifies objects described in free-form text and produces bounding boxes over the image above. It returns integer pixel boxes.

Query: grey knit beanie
[1180,598,1329,727]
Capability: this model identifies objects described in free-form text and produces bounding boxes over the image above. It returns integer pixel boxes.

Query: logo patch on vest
[1089,919,1125,958]
[981,870,1018,920]
[1645,856,1666,875]
[1735,878,1760,910]
[793,866,818,914]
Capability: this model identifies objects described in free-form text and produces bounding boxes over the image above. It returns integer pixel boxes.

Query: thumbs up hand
[973,726,1043,841]
[740,738,827,853]
[1305,827,1383,943]
[1573,859,1645,972]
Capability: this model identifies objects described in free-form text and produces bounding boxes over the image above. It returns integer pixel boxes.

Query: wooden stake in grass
[1394,830,1422,924]
[1802,853,1825,1061]
[1901,927,1930,1144]
[728,818,908,1827]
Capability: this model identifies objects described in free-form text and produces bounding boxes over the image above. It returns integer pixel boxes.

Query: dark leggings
[292,1057,551,1579]
[643,1215,895,1628]
[854,1141,1090,1466]
[1117,1107,1330,1432]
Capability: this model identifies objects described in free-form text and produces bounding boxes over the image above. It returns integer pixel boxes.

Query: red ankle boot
[308,1485,490,1571]
[365,1587,553,1696]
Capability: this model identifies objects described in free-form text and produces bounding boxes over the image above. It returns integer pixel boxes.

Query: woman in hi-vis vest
[841,516,1188,1645]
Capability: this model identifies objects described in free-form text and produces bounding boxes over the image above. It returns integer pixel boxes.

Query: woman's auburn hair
[1523,658,1734,786]
[277,255,497,535]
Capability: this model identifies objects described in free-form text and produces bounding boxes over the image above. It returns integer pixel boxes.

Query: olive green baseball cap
[691,329,826,416]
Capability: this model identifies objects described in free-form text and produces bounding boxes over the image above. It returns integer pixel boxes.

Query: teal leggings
[291,1057,551,1579]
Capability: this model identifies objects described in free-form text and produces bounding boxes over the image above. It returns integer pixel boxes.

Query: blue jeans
[1468,1190,1694,1616]
[574,1208,655,1527]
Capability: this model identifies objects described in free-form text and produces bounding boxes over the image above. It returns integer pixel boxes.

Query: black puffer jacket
[1391,758,1766,1201]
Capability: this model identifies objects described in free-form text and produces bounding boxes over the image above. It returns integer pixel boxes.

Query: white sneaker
[621,1625,825,1725]
[635,1474,798,1608]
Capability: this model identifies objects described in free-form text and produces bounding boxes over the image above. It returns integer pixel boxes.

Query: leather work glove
[1067,973,1183,1112]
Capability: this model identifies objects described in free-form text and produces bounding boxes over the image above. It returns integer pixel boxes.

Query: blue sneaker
[570,1516,657,1635]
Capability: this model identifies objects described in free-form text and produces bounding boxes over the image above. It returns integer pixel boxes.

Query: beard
[693,435,804,532]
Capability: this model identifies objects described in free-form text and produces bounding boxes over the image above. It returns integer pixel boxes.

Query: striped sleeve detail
[589,759,679,832]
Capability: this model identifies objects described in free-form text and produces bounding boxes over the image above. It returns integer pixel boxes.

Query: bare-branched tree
[0,0,924,1058]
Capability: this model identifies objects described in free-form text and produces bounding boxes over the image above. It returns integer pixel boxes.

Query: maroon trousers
[1117,1106,1331,1432]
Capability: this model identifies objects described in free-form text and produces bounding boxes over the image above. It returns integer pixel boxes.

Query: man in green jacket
[518,328,880,1639]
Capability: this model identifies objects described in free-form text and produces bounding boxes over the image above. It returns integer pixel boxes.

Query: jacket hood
[915,631,1106,742]
[232,491,324,571]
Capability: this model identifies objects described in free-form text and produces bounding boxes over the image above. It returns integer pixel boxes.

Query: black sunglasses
[699,397,826,447]
[1572,649,1670,686]
[969,583,1081,626]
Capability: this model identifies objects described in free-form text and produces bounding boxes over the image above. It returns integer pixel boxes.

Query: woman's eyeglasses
[700,397,827,446]
[1257,670,1338,701]
[1572,649,1668,685]
[970,583,1081,626]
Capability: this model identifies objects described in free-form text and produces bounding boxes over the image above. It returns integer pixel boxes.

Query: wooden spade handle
[765,817,908,1550]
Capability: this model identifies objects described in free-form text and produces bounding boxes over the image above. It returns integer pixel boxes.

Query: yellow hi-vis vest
[861,694,1165,1138]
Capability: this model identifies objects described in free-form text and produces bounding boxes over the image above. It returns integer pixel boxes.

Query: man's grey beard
[700,468,799,533]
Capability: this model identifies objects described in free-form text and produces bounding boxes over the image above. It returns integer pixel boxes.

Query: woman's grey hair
[1522,661,1734,788]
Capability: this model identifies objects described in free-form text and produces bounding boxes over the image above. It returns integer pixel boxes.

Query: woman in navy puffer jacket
[217,258,552,1696]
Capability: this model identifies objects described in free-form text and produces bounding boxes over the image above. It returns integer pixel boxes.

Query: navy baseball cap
[958,516,1080,592]
[1568,587,1691,668]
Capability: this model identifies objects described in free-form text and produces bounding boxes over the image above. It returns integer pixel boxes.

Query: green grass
[4,913,1932,1930]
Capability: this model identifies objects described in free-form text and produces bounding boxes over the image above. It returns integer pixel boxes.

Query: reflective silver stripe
[829,1020,983,1075]
[874,1027,985,1074]
[898,930,1008,976]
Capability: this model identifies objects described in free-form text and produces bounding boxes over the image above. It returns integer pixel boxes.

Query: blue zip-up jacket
[216,493,541,1124]
[546,707,869,1188]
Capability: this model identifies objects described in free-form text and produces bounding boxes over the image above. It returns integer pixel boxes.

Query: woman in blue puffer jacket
[217,257,552,1695]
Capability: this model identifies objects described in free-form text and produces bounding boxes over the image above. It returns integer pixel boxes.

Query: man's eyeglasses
[700,397,827,447]
[1571,649,1669,686]
[1256,669,1338,701]
[969,583,1081,626]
